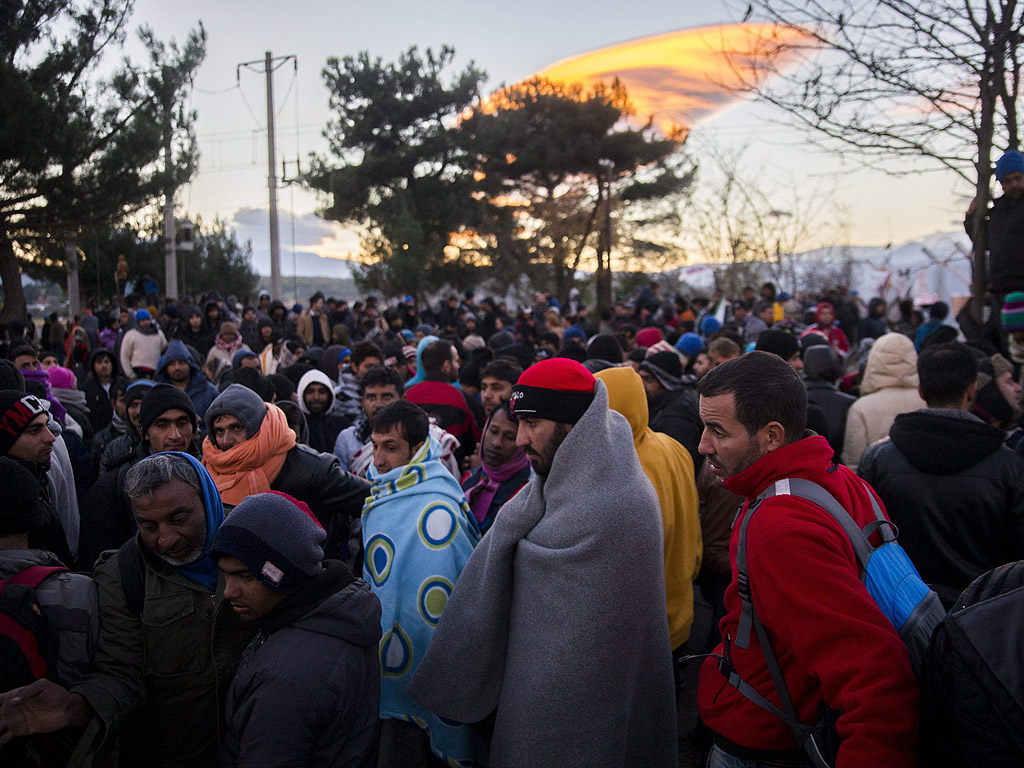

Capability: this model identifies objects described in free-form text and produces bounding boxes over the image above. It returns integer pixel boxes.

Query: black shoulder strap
[116,538,145,616]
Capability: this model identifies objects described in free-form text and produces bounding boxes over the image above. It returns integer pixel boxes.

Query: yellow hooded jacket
[596,366,703,649]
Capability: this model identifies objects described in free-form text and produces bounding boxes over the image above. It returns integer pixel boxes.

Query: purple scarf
[465,415,530,524]
[22,368,67,426]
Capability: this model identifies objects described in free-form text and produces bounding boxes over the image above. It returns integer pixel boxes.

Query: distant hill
[256,275,359,306]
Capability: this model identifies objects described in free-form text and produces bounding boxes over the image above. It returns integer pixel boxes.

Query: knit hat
[209,491,325,594]
[996,150,1024,181]
[0,360,25,393]
[46,366,77,391]
[488,330,516,351]
[755,329,801,362]
[1001,292,1024,332]
[635,327,664,348]
[639,351,683,391]
[0,391,49,456]
[676,332,705,359]
[136,309,152,323]
[125,379,157,411]
[140,384,198,438]
[233,367,275,403]
[204,383,267,439]
[0,457,45,534]
[586,334,624,364]
[699,316,722,336]
[509,358,595,425]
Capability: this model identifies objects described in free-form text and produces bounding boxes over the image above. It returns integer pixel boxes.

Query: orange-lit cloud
[532,23,815,134]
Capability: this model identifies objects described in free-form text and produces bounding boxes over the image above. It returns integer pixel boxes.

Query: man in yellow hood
[595,366,702,652]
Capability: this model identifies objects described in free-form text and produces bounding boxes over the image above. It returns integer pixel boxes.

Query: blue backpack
[720,476,945,768]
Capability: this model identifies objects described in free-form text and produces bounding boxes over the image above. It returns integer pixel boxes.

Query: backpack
[720,476,946,768]
[0,565,67,693]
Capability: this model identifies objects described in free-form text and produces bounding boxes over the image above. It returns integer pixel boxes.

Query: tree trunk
[0,230,28,323]
[971,60,996,324]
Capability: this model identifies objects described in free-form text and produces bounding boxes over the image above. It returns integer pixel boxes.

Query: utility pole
[162,65,178,302]
[238,52,294,300]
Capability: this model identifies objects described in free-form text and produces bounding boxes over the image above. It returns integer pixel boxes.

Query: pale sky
[129,0,972,273]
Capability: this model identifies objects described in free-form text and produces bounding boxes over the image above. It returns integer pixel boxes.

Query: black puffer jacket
[859,409,1024,607]
[804,344,856,454]
[271,444,371,560]
[919,561,1024,766]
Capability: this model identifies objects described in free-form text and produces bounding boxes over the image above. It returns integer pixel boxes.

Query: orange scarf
[202,403,296,507]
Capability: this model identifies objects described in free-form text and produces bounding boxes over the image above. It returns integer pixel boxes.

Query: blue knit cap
[209,492,326,594]
[676,332,705,359]
[996,150,1024,181]
[136,309,152,323]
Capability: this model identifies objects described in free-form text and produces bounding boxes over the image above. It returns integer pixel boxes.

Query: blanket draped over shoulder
[363,437,479,765]
[408,380,678,768]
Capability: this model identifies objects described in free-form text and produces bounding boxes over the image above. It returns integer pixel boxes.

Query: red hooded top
[698,435,918,768]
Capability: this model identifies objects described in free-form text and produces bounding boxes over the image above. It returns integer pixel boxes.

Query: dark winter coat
[219,564,381,768]
[158,340,220,428]
[919,560,1024,766]
[967,193,1024,293]
[859,408,1024,607]
[82,348,123,434]
[648,382,702,474]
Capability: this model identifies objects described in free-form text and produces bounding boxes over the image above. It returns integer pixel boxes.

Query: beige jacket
[842,332,925,471]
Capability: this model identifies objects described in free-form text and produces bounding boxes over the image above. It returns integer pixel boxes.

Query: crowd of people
[0,150,1022,768]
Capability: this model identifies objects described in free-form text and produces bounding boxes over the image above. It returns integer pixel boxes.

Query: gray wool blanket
[408,381,678,768]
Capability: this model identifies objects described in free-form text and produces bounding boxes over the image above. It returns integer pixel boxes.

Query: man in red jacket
[696,351,918,768]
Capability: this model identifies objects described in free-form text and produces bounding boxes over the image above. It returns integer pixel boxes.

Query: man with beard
[158,341,219,434]
[296,369,351,453]
[694,352,917,767]
[0,453,254,768]
[77,384,202,570]
[409,358,677,767]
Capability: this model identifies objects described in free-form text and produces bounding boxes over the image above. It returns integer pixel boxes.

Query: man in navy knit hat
[210,492,381,768]
[966,149,1024,334]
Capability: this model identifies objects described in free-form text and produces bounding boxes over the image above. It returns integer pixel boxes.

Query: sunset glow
[532,23,815,133]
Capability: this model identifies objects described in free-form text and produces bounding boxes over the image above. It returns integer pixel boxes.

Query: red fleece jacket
[698,435,918,768]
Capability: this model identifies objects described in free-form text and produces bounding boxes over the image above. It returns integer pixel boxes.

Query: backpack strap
[116,538,146,616]
[2,565,67,592]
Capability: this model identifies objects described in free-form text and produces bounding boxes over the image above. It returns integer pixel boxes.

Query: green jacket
[71,538,255,768]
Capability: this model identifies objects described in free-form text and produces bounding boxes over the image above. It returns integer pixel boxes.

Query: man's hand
[0,680,90,746]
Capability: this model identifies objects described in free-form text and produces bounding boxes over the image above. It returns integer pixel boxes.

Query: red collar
[722,434,836,501]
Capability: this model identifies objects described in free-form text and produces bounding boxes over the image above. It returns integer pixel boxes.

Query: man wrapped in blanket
[362,400,480,767]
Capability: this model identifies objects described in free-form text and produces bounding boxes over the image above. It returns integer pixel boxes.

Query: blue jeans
[707,744,811,768]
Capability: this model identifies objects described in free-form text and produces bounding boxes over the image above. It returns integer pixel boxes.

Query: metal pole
[162,72,178,301]
[266,51,282,300]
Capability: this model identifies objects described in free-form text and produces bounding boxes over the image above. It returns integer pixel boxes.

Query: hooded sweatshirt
[596,366,703,650]
[297,369,351,454]
[841,332,925,471]
[158,340,220,427]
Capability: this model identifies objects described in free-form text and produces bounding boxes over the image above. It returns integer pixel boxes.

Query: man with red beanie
[409,358,677,767]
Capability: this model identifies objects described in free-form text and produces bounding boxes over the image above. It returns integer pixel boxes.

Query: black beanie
[209,491,326,594]
[0,457,45,534]
[0,360,25,392]
[756,330,801,362]
[139,384,198,438]
[587,334,624,364]
[0,391,49,456]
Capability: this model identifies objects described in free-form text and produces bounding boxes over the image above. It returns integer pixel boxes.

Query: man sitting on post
[695,351,918,767]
